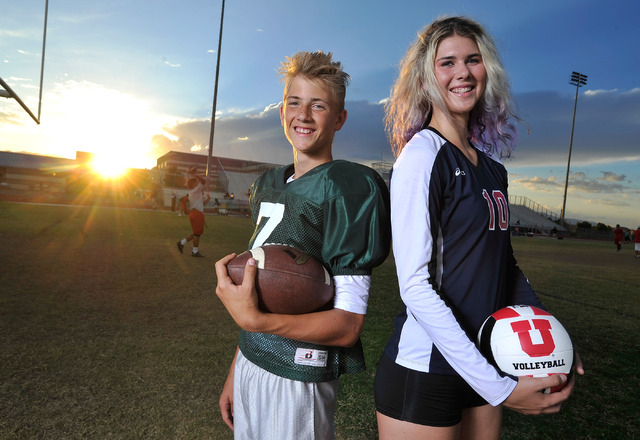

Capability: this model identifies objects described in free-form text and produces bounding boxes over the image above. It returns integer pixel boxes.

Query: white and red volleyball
[478,305,573,392]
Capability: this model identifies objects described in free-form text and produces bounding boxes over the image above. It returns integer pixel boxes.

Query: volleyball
[478,305,574,392]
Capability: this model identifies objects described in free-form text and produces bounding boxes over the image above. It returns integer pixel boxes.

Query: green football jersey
[238,160,391,382]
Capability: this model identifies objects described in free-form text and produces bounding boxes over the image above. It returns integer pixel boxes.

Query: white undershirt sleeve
[332,275,370,315]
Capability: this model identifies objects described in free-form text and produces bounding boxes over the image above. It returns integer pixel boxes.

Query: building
[0,150,89,195]
[154,151,282,212]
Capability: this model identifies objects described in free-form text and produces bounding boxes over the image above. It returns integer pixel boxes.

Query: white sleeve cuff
[333,275,371,315]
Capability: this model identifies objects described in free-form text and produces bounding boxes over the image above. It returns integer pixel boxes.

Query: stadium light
[559,71,588,225]
[206,0,226,188]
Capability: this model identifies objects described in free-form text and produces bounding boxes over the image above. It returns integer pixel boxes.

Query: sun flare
[90,153,129,179]
[27,81,164,175]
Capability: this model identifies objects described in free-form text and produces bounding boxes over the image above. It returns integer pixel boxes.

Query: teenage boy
[214,51,391,439]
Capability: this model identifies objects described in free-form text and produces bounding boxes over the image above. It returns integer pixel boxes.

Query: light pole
[560,71,587,225]
[206,0,226,188]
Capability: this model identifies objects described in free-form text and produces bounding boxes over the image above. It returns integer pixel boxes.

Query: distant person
[623,229,631,244]
[635,226,640,258]
[171,192,177,212]
[614,224,623,252]
[214,50,391,439]
[374,16,583,440]
[176,174,210,257]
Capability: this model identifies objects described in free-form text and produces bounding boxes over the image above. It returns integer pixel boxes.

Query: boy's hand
[215,253,263,330]
[219,352,237,431]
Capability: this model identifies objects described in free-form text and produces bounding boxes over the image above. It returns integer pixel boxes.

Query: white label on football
[249,247,266,269]
[323,267,331,286]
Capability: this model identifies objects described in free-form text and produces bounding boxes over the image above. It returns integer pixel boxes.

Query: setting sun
[90,153,129,179]
[7,81,164,175]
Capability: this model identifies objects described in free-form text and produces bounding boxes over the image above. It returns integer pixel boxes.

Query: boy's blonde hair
[278,51,350,111]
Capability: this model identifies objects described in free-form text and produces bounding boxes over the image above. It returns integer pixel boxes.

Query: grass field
[1,202,638,439]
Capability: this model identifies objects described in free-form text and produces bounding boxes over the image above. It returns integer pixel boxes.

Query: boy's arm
[215,254,364,347]
[262,308,364,348]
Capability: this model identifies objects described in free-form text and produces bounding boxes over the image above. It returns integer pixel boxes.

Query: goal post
[0,76,41,124]
[0,0,49,125]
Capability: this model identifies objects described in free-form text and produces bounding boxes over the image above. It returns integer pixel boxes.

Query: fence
[509,195,560,222]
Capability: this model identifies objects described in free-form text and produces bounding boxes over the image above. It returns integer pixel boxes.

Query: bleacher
[156,152,283,215]
[509,195,565,234]
[224,171,262,201]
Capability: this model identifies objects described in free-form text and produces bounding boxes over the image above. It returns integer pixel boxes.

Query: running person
[215,51,391,439]
[374,16,583,439]
[177,174,210,257]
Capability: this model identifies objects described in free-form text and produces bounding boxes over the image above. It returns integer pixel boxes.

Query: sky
[1,0,639,228]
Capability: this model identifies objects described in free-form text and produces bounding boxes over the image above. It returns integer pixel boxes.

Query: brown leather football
[227,245,334,314]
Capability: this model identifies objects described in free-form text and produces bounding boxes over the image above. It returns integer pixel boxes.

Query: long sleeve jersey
[383,128,543,406]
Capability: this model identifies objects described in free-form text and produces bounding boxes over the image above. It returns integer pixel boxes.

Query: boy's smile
[280,75,347,162]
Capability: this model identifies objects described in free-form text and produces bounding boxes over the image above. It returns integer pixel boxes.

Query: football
[477,305,573,393]
[227,244,334,314]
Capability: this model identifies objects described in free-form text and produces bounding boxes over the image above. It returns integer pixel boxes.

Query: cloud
[162,57,180,68]
[588,198,630,208]
[514,171,631,196]
[584,89,618,97]
[150,109,290,164]
[0,30,27,38]
[513,175,561,192]
[2,79,637,177]
[5,76,32,83]
[569,172,628,193]
[599,171,626,182]
[151,88,639,172]
[152,100,391,166]
[261,102,280,114]
[509,88,640,167]
[56,12,111,24]
[2,76,38,90]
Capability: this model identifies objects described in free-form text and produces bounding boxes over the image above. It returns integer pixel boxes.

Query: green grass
[0,202,638,439]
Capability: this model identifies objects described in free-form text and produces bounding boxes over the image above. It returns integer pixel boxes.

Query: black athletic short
[374,353,488,427]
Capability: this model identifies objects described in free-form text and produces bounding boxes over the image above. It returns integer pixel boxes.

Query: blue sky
[1,0,639,227]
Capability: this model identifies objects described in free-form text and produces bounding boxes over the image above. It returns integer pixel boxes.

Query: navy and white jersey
[383,128,543,406]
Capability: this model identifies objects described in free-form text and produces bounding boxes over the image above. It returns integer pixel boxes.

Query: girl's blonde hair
[385,16,520,158]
